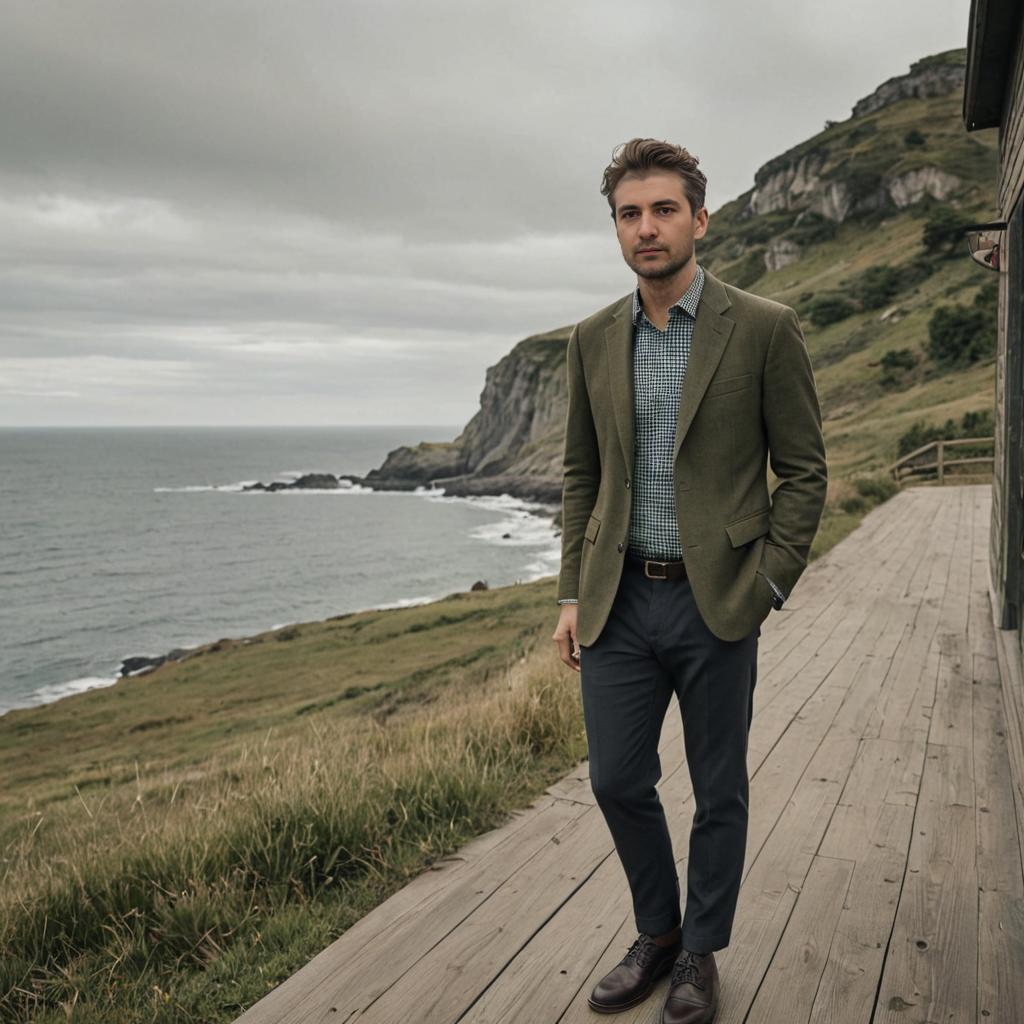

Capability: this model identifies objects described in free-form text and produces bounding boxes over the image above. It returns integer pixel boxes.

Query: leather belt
[627,552,688,581]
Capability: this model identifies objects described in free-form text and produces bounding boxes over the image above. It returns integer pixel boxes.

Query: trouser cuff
[681,930,730,954]
[636,910,682,936]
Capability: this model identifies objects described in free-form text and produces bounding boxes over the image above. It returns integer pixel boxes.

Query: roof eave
[963,0,1022,131]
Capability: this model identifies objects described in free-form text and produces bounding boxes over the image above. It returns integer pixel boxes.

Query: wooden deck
[235,483,1024,1024]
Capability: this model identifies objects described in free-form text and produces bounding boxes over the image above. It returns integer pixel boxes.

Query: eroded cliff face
[739,50,967,239]
[360,327,571,503]
[852,54,965,118]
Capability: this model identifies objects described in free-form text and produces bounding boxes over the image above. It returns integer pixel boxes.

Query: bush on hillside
[879,347,918,389]
[896,408,994,457]
[896,257,934,290]
[880,348,917,372]
[927,306,994,365]
[839,473,898,515]
[854,265,901,309]
[808,293,857,327]
[727,248,767,289]
[922,207,975,258]
[787,211,837,246]
[926,281,998,367]
[904,129,927,147]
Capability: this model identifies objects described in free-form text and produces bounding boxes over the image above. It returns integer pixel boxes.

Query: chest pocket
[705,373,752,398]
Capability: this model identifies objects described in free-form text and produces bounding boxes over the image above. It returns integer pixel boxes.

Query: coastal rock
[363,441,465,486]
[243,472,342,492]
[119,648,191,677]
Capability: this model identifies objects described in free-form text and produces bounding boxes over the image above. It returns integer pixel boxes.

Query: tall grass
[0,638,587,1023]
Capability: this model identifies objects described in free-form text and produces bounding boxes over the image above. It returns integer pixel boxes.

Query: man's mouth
[637,248,664,254]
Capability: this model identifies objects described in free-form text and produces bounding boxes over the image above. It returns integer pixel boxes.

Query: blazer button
[617,542,624,553]
[625,478,631,488]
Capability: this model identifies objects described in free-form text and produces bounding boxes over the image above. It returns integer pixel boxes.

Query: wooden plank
[744,855,856,1024]
[873,742,978,1024]
[810,802,916,1024]
[930,633,974,749]
[978,891,1024,1024]
[972,614,1024,898]
[873,488,969,743]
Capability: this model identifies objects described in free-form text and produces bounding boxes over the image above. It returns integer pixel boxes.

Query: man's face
[612,171,709,280]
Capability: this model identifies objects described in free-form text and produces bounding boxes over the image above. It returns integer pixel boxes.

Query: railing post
[937,441,944,484]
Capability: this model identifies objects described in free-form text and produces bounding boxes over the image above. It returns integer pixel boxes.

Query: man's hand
[552,604,581,672]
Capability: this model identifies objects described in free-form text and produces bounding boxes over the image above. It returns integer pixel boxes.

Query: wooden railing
[889,436,995,485]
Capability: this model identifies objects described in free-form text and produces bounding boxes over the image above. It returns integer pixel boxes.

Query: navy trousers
[578,555,759,953]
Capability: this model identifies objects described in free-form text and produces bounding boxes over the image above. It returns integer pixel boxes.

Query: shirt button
[617,542,624,553]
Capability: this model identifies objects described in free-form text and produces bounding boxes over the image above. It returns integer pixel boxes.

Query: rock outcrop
[358,327,571,505]
[852,51,965,118]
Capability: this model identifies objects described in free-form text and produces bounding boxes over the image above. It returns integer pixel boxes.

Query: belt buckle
[644,559,668,580]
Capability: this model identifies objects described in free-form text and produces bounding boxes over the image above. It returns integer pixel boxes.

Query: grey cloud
[0,0,970,425]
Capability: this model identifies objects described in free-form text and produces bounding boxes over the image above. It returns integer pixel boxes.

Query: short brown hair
[600,138,707,217]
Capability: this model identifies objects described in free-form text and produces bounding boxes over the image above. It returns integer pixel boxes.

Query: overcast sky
[1,0,971,427]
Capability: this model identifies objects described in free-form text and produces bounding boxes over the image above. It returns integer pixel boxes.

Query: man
[551,139,827,1024]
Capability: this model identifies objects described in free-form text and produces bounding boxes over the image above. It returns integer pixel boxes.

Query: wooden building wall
[991,13,1024,661]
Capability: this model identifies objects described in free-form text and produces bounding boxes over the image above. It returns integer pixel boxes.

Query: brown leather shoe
[660,949,719,1024]
[587,932,683,1014]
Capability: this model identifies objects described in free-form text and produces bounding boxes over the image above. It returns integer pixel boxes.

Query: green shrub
[855,475,898,503]
[788,212,837,246]
[808,294,857,327]
[726,247,767,289]
[880,348,917,372]
[896,258,933,290]
[926,304,995,366]
[897,408,994,456]
[922,207,974,258]
[854,265,901,309]
[904,129,927,147]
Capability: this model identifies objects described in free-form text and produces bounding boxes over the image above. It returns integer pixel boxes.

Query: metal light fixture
[964,220,1007,272]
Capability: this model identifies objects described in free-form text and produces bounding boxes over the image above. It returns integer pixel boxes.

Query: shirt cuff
[764,574,787,610]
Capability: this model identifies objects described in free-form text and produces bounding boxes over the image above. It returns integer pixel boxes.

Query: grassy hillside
[701,52,999,476]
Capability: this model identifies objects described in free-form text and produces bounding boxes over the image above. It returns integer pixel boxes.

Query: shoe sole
[587,957,676,1014]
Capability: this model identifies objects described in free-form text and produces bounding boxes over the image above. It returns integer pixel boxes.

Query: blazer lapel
[673,269,735,460]
[604,294,635,481]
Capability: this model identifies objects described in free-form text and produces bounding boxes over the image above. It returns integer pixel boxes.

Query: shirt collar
[631,263,705,326]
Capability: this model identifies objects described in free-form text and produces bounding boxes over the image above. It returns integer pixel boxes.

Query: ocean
[0,426,561,717]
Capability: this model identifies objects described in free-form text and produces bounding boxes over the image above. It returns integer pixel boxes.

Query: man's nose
[638,211,658,237]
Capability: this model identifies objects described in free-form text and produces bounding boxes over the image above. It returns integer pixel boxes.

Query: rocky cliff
[359,326,571,505]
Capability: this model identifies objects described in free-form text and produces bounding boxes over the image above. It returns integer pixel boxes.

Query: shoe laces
[622,934,661,969]
[670,950,707,989]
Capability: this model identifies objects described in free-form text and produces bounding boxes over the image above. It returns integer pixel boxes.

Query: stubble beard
[626,246,694,281]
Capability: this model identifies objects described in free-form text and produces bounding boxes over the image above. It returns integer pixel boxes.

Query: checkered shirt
[627,264,705,560]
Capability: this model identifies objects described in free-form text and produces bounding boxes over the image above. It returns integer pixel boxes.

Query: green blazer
[558,266,827,645]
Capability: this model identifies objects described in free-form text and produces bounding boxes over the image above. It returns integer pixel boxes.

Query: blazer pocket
[705,372,753,398]
[724,507,771,548]
[584,514,601,544]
